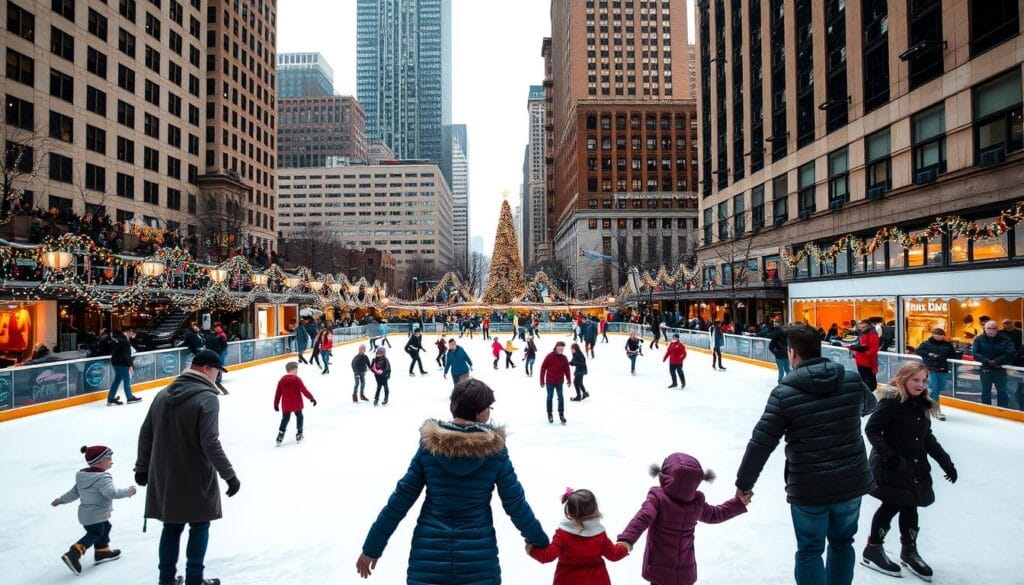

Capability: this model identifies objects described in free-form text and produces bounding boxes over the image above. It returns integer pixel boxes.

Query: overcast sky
[278,1,695,255]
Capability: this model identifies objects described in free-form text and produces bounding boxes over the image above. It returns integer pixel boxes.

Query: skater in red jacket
[527,488,630,585]
[663,333,688,389]
[273,362,316,445]
[491,338,503,369]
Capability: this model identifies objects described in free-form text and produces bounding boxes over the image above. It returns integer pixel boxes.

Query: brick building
[278,95,368,168]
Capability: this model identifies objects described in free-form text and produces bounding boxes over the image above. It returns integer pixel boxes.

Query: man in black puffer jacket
[735,324,876,585]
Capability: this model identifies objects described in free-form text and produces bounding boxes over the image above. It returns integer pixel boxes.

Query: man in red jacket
[663,333,688,389]
[850,320,880,391]
[539,341,572,425]
[273,362,316,445]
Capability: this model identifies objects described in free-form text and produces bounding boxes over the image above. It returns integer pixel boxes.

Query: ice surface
[2,332,1022,584]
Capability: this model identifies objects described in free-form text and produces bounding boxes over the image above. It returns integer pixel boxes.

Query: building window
[7,3,35,41]
[733,193,746,236]
[703,208,713,244]
[85,125,105,154]
[49,153,73,183]
[751,184,765,230]
[167,188,181,210]
[866,127,891,192]
[143,180,159,204]
[118,64,135,92]
[6,49,34,86]
[5,96,33,130]
[912,103,946,179]
[772,174,788,224]
[143,146,158,171]
[51,0,74,21]
[116,172,134,199]
[117,100,135,128]
[4,141,33,173]
[828,148,849,205]
[118,28,136,57]
[119,0,136,22]
[117,136,134,163]
[795,0,815,148]
[85,163,105,191]
[86,47,107,79]
[970,0,1019,57]
[86,86,106,115]
[908,0,943,90]
[862,0,889,112]
[798,162,815,216]
[49,111,73,142]
[49,69,74,102]
[823,0,848,133]
[972,68,1023,163]
[50,26,74,61]
[717,200,729,240]
[87,8,107,41]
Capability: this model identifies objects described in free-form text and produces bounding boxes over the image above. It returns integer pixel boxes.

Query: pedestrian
[356,379,550,582]
[850,319,880,391]
[617,453,749,585]
[504,338,518,369]
[648,317,662,350]
[583,318,597,358]
[184,322,204,356]
[663,333,687,389]
[600,316,609,343]
[860,362,957,582]
[316,328,332,375]
[482,315,491,340]
[569,343,589,401]
[734,324,876,585]
[915,328,955,421]
[273,361,316,445]
[524,335,538,377]
[766,319,790,383]
[625,332,643,376]
[971,319,1016,407]
[492,337,503,369]
[404,328,428,376]
[53,445,137,576]
[134,349,239,585]
[370,347,391,406]
[443,338,473,386]
[435,336,448,368]
[294,316,312,363]
[540,341,572,424]
[526,488,630,584]
[708,321,726,371]
[531,316,541,338]
[309,325,323,369]
[108,329,142,405]
[203,326,229,395]
[351,344,371,403]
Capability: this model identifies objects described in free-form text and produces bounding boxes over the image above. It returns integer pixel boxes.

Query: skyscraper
[451,123,469,265]
[277,52,335,98]
[356,0,453,184]
[524,85,548,267]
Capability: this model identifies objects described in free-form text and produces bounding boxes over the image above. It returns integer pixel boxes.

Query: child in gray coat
[52,445,136,575]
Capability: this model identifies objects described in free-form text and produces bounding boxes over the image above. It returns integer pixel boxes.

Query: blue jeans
[545,383,564,416]
[776,358,791,383]
[980,369,1009,407]
[628,354,638,373]
[927,370,948,403]
[321,350,332,369]
[159,521,210,585]
[525,358,535,376]
[790,497,861,585]
[109,366,135,401]
[77,520,111,549]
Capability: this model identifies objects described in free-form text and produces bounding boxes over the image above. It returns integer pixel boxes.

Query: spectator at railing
[19,343,63,366]
[916,328,955,421]
[972,320,1016,408]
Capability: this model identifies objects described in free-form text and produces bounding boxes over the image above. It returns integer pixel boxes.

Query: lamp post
[208,268,228,284]
[41,250,74,271]
[139,260,166,278]
[251,273,269,287]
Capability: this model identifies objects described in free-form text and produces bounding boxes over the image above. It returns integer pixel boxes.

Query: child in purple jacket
[617,453,750,585]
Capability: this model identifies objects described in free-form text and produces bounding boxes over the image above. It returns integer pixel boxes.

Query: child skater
[526,488,630,585]
[625,332,644,376]
[317,328,333,375]
[617,453,749,585]
[435,336,448,369]
[504,338,518,369]
[371,347,392,406]
[52,445,137,576]
[524,335,538,377]
[351,344,371,403]
[491,337,503,369]
[274,361,317,445]
[569,343,589,401]
[861,362,957,582]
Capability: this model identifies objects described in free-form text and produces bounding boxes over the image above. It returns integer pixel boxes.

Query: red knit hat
[81,445,112,466]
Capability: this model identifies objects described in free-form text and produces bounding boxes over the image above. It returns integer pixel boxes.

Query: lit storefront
[904,297,1023,350]
[791,297,896,336]
[0,301,57,366]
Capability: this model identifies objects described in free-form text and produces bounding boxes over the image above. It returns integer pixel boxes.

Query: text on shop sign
[907,302,948,312]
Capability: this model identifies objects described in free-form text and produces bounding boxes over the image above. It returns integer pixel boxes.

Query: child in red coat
[491,338,503,369]
[274,361,316,445]
[527,488,630,585]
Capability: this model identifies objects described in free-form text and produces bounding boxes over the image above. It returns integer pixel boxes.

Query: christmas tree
[482,197,527,304]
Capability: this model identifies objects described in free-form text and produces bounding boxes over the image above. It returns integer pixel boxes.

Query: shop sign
[907,301,948,312]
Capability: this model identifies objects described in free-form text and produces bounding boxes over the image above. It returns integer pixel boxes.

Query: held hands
[356,553,378,578]
[615,540,633,553]
[735,488,754,506]
[524,541,534,554]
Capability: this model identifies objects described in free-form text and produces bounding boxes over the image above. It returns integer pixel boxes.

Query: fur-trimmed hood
[875,385,941,417]
[419,419,507,476]
[557,518,606,538]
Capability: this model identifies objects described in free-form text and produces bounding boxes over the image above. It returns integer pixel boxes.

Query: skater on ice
[861,362,957,582]
[371,347,392,406]
[663,333,687,389]
[492,337,503,369]
[442,338,473,386]
[569,343,588,401]
[526,488,630,584]
[708,321,726,371]
[53,445,137,576]
[503,338,518,369]
[435,335,448,368]
[540,341,572,424]
[351,344,371,403]
[625,332,644,376]
[405,328,429,376]
[524,335,538,377]
[316,327,333,375]
[273,361,317,444]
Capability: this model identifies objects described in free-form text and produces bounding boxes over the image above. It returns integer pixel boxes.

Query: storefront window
[835,248,849,274]
[906,297,1024,352]
[763,255,782,284]
[972,219,1009,261]
[794,256,809,280]
[0,303,36,363]
[951,233,969,263]
[810,257,821,278]
[890,242,906,270]
[907,229,943,267]
[790,298,896,338]
[851,251,865,273]
[866,242,887,272]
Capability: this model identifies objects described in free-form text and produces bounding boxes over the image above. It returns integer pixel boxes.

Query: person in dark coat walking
[108,329,141,405]
[351,344,371,403]
[370,348,392,406]
[648,316,662,350]
[540,341,572,424]
[404,329,428,376]
[734,325,876,585]
[183,323,204,356]
[203,328,229,395]
[708,321,725,371]
[294,316,312,363]
[861,362,957,581]
[356,379,549,582]
[134,350,239,585]
[569,343,589,401]
[915,328,956,421]
[766,319,790,383]
[972,319,1017,407]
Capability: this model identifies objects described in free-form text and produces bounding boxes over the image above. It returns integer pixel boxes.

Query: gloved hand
[135,471,148,487]
[274,405,279,412]
[311,399,317,406]
[944,466,958,484]
[225,476,241,497]
[883,454,902,470]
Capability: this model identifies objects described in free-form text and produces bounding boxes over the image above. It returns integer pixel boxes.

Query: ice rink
[2,331,1022,584]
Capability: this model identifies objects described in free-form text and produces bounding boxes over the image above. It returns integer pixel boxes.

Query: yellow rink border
[0,337,367,423]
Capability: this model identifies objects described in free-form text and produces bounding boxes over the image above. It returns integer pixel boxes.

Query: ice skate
[559,414,567,425]
[900,537,933,582]
[352,393,358,403]
[275,431,284,445]
[296,431,303,443]
[582,391,589,399]
[548,413,554,423]
[106,398,123,406]
[360,394,369,401]
[861,543,901,578]
[382,398,388,406]
[61,544,84,575]
[94,547,121,565]
[126,396,143,404]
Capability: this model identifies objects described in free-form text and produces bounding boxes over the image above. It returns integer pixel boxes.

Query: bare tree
[403,255,443,299]
[279,227,349,275]
[197,190,249,261]
[446,249,488,297]
[706,207,767,324]
[1,122,47,222]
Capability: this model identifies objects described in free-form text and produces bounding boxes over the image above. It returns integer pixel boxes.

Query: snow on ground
[2,332,1022,584]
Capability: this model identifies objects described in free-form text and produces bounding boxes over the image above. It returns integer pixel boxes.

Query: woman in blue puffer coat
[357,379,550,584]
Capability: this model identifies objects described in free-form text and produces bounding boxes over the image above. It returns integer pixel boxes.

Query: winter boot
[360,393,369,401]
[94,547,121,564]
[548,413,554,423]
[352,393,358,403]
[106,398,123,406]
[559,414,567,425]
[276,431,284,445]
[126,396,143,404]
[582,391,590,400]
[900,530,933,582]
[296,431,304,443]
[861,528,901,578]
[61,544,85,575]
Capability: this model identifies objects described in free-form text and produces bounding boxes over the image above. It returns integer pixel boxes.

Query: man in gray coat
[134,349,239,585]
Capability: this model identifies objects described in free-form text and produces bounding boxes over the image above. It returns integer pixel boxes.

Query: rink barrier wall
[0,332,367,423]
